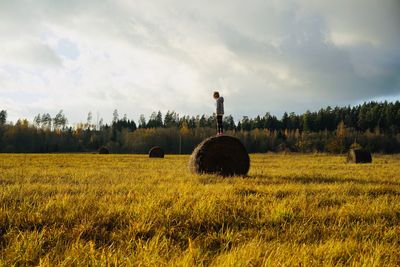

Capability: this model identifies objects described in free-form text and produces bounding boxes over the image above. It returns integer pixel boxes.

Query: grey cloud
[0,0,399,122]
[25,42,63,67]
[207,2,399,108]
[0,40,62,68]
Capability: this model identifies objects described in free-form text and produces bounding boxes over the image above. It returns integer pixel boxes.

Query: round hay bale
[149,146,164,158]
[189,135,250,176]
[98,146,109,154]
[347,148,372,163]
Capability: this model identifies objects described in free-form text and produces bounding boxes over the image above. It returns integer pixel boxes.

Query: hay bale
[347,148,372,163]
[189,135,250,176]
[149,146,164,158]
[98,146,109,154]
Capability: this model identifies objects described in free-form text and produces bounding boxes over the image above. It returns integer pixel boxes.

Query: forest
[0,101,399,154]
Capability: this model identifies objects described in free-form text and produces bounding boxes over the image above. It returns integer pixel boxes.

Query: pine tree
[0,110,7,125]
[112,109,119,124]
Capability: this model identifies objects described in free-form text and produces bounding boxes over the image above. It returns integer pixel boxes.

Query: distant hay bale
[98,146,109,154]
[189,135,250,176]
[149,146,164,158]
[347,148,372,163]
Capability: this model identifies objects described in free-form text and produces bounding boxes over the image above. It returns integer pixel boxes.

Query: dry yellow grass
[1,153,400,266]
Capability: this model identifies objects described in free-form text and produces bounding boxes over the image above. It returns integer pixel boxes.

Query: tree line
[0,101,399,154]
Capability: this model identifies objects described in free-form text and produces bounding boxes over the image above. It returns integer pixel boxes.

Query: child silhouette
[213,91,224,135]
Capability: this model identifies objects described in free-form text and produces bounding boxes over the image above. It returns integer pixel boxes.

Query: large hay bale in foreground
[347,148,372,163]
[189,135,250,176]
[149,146,165,158]
[98,146,109,154]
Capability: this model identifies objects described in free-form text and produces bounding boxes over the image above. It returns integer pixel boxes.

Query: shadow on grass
[196,175,227,185]
[251,174,400,187]
[0,179,15,185]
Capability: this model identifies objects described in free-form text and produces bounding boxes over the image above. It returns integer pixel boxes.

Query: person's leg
[217,115,223,134]
[220,115,224,134]
[216,115,220,134]
[216,116,219,134]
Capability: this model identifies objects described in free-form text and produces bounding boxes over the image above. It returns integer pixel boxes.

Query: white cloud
[0,0,399,123]
[329,32,380,47]
[0,39,62,68]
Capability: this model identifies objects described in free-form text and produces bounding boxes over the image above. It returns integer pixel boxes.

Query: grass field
[1,153,400,266]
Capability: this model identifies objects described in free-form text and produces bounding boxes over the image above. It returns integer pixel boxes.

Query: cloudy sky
[0,0,399,124]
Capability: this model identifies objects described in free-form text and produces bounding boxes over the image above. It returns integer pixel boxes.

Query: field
[1,153,400,266]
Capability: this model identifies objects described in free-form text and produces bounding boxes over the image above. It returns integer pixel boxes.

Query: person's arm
[217,98,224,115]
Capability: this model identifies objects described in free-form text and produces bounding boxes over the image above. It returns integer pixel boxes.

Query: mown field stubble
[1,153,400,266]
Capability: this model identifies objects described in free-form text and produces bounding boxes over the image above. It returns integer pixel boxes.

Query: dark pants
[216,115,223,134]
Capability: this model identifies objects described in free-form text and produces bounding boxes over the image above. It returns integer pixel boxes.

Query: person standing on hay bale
[213,91,224,135]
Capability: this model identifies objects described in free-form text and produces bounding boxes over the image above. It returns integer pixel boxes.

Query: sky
[0,0,399,124]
